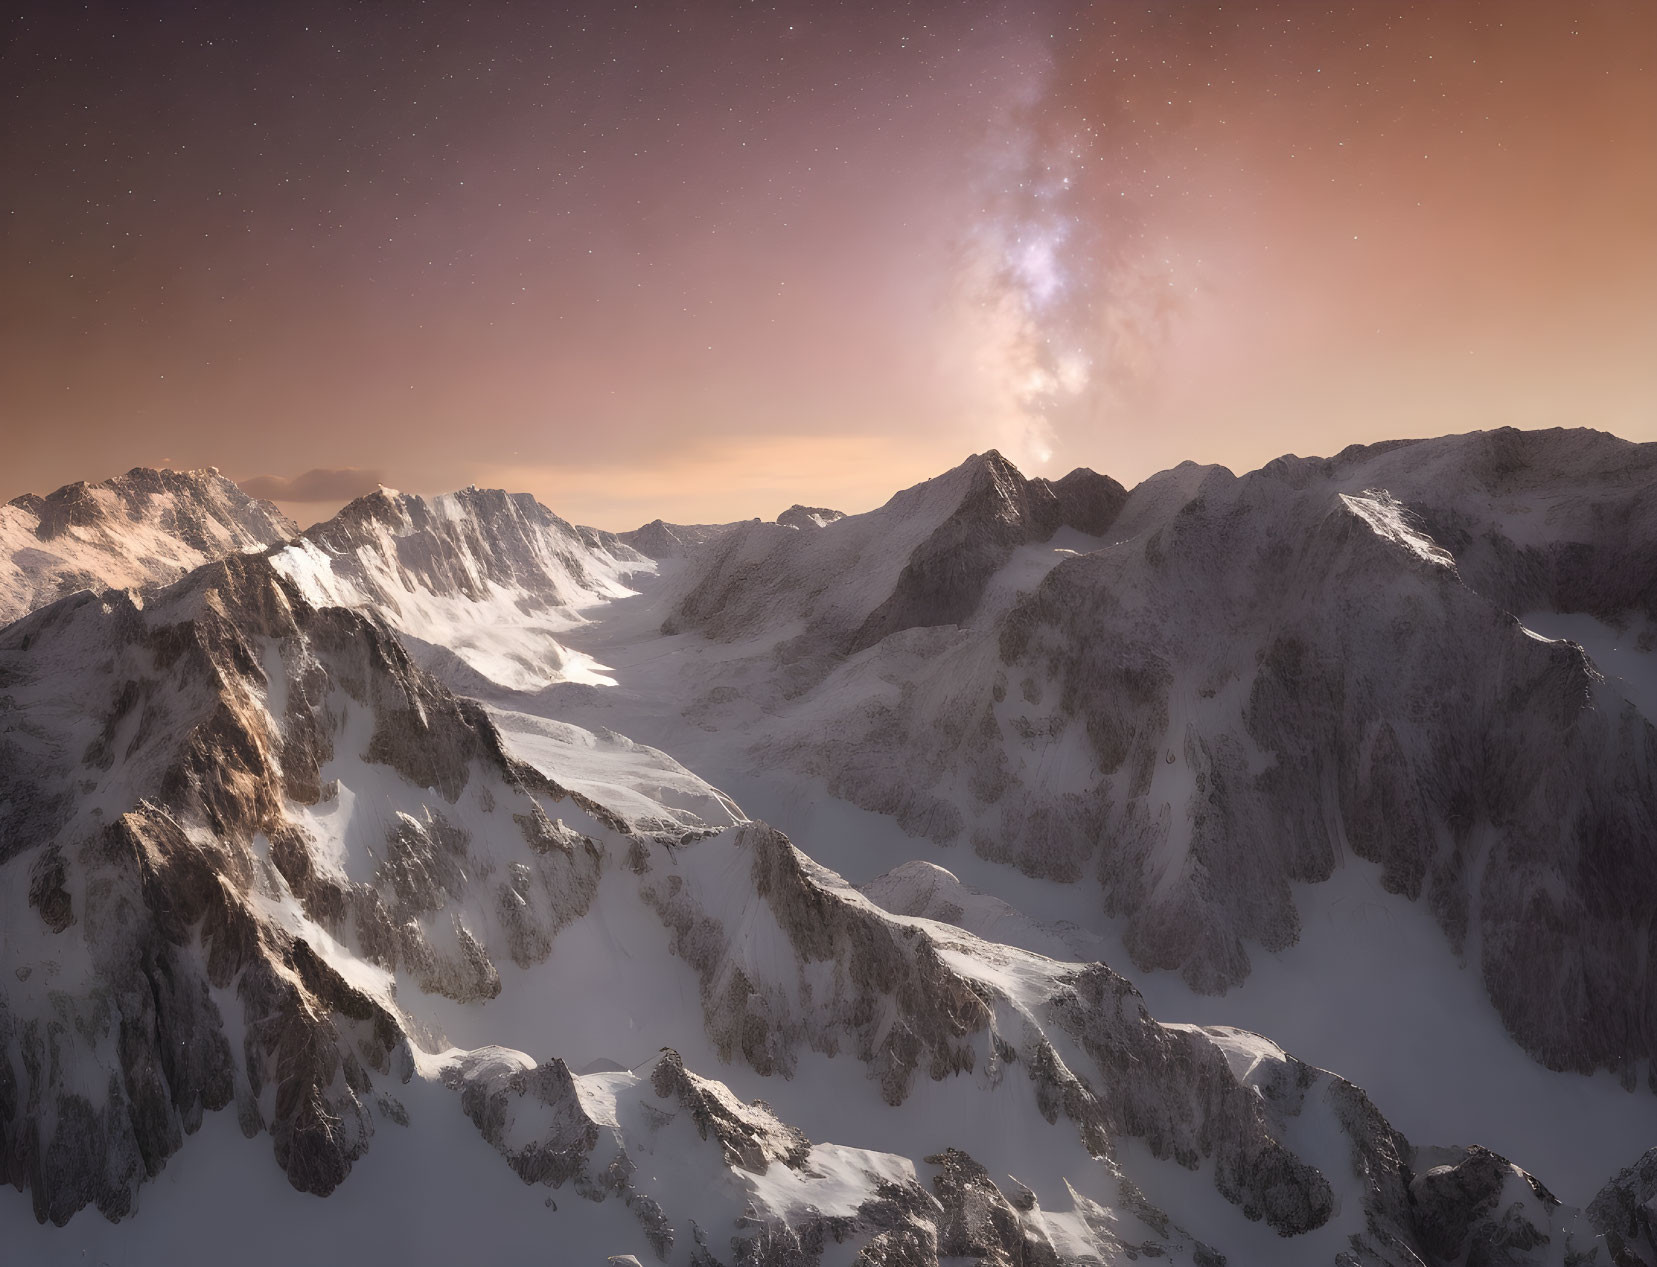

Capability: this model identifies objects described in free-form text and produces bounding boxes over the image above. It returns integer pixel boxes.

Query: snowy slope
[0,466,294,625]
[268,484,652,690]
[591,429,1657,1074]
[1,538,1636,1265]
[859,848,1657,1207]
[512,427,1657,1204]
[5,431,1656,1265]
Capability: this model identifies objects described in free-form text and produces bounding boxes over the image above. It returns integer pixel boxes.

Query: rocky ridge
[620,518,743,560]
[269,484,652,691]
[664,451,1127,663]
[776,504,846,530]
[0,549,1419,1262]
[0,553,607,1218]
[651,429,1657,1088]
[0,466,295,626]
[4,433,1656,1264]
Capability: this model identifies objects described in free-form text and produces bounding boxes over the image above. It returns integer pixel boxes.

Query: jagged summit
[0,466,295,626]
[302,483,403,534]
[272,485,652,692]
[665,450,1128,658]
[6,465,276,535]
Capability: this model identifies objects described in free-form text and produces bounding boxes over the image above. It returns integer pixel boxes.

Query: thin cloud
[239,467,387,503]
[469,433,951,530]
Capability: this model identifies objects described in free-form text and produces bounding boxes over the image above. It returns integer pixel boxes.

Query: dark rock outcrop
[639,822,1424,1249]
[776,505,846,531]
[0,551,603,1221]
[706,430,1657,1085]
[1589,1147,1657,1266]
[665,452,1127,661]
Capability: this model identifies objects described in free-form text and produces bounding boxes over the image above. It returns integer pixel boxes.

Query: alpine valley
[3,427,1655,1267]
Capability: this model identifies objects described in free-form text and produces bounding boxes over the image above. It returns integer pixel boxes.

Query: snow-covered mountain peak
[665,451,1128,659]
[6,428,1657,1264]
[8,545,1562,1263]
[1112,461,1235,541]
[0,466,295,626]
[270,484,652,692]
[595,428,1657,1158]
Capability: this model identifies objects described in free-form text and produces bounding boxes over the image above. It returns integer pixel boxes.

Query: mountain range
[2,429,1654,1266]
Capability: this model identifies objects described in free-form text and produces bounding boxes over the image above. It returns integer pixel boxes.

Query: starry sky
[4,1,1654,528]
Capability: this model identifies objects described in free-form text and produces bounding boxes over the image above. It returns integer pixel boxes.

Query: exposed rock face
[643,823,991,1102]
[776,505,846,531]
[1589,1147,1657,1266]
[924,1147,1061,1265]
[663,429,1657,1084]
[920,1146,1237,1267]
[664,452,1127,662]
[848,460,1124,656]
[983,431,1657,1078]
[0,466,295,625]
[636,820,1505,1261]
[0,552,603,1220]
[1405,1144,1609,1267]
[447,1047,618,1194]
[4,435,1655,1264]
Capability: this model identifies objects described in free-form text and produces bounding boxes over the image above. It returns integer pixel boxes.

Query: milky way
[3,1,1652,526]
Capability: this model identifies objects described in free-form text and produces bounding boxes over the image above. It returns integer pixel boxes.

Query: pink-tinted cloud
[239,468,386,504]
